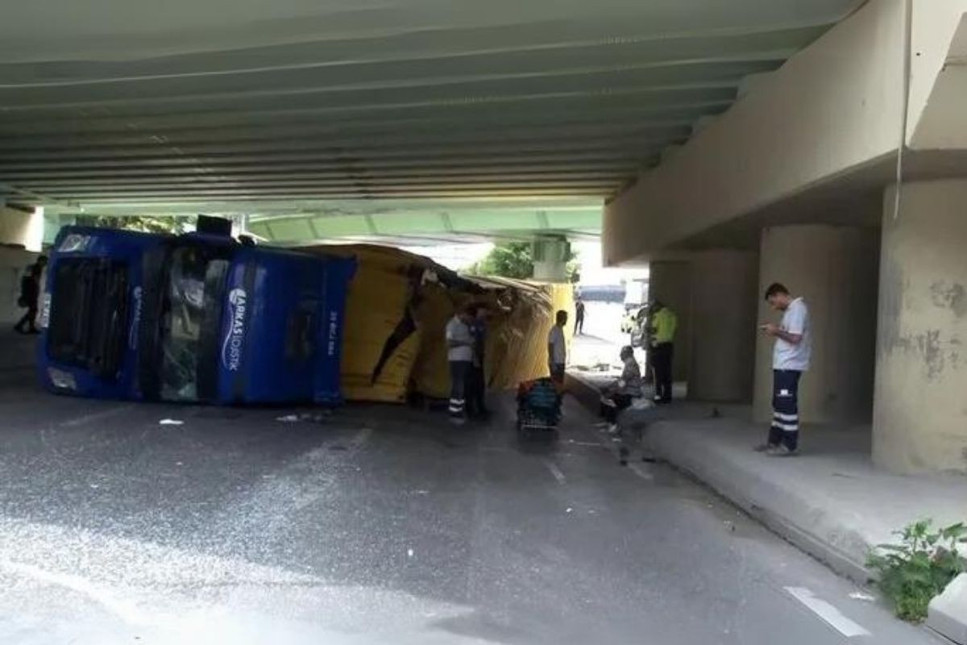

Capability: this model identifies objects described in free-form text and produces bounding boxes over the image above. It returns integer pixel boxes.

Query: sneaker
[608,424,620,435]
[753,443,775,453]
[767,445,798,457]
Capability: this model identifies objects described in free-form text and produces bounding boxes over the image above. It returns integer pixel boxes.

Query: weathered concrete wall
[753,225,880,425]
[603,0,905,264]
[687,251,759,402]
[874,180,967,474]
[907,2,967,149]
[648,260,691,382]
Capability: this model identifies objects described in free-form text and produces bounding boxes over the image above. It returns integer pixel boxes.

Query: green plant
[465,241,580,281]
[867,520,966,622]
[74,214,196,235]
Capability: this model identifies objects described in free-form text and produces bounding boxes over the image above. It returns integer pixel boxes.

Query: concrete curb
[928,573,967,645]
[564,371,603,411]
[645,419,873,584]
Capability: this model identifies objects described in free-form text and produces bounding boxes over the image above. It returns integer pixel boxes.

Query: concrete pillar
[0,206,44,251]
[648,260,691,382]
[873,180,967,474]
[532,237,569,282]
[753,225,879,425]
[688,250,759,402]
[1,207,43,325]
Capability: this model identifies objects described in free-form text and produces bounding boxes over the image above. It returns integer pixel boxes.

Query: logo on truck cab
[221,288,248,371]
[129,287,143,350]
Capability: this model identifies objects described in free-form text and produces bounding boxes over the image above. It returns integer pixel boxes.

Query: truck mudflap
[313,256,356,405]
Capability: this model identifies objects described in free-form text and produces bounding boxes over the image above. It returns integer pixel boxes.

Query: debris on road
[276,412,331,423]
[849,592,875,602]
[158,419,183,426]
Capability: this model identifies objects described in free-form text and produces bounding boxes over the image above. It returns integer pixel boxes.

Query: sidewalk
[566,371,967,585]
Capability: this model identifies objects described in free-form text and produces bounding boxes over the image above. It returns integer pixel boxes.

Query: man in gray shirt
[446,306,475,423]
[756,283,812,456]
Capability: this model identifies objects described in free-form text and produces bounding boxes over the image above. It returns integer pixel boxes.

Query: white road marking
[0,559,144,624]
[543,459,566,484]
[785,587,872,638]
[565,439,610,449]
[60,404,135,428]
[628,463,654,481]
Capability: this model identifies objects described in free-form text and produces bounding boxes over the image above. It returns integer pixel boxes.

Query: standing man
[574,298,586,335]
[445,305,475,424]
[467,305,490,419]
[548,309,568,385]
[757,283,811,456]
[14,256,47,335]
[648,299,677,404]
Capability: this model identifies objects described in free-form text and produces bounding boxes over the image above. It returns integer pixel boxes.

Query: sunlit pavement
[0,380,937,645]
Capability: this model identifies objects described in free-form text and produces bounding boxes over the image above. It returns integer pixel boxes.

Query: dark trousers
[14,304,38,332]
[600,393,632,424]
[575,316,584,335]
[448,361,471,418]
[768,369,802,450]
[549,363,565,385]
[466,366,488,417]
[651,343,673,402]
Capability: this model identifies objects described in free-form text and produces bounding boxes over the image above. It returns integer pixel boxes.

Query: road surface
[0,375,937,644]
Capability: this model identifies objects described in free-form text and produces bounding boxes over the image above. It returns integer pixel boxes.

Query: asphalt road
[0,373,940,645]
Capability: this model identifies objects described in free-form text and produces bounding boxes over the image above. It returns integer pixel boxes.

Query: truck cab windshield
[159,246,228,401]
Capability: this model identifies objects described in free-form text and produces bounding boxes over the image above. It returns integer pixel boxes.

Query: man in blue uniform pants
[756,283,812,456]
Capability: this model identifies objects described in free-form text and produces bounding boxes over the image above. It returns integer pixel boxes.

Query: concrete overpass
[5,0,967,473]
[605,0,967,474]
[0,0,859,212]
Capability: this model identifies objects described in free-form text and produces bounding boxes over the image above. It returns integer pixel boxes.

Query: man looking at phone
[756,283,811,456]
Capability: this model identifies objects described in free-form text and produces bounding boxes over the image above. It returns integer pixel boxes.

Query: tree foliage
[74,215,196,235]
[466,241,580,282]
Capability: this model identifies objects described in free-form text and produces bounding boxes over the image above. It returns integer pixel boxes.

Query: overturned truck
[37,224,573,406]
[306,244,575,404]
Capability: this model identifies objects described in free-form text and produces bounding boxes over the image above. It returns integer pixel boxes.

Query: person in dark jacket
[466,305,490,419]
[14,258,46,335]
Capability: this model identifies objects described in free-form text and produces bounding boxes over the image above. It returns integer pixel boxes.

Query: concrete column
[688,250,759,402]
[0,206,44,251]
[874,180,967,474]
[532,237,569,282]
[648,260,691,382]
[753,225,879,425]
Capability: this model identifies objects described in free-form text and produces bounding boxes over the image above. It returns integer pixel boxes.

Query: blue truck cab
[38,223,354,405]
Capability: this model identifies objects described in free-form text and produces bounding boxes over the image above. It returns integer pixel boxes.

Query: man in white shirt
[547,310,568,384]
[756,283,811,456]
[446,306,475,423]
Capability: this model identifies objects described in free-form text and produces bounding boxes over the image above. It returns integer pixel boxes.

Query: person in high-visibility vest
[648,300,677,404]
